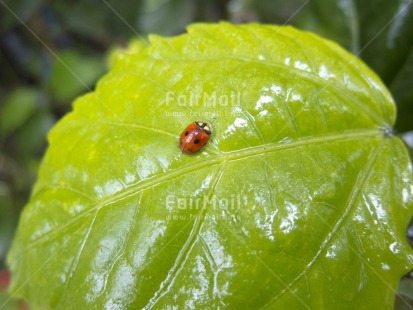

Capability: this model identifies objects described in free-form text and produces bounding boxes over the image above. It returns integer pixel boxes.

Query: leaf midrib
[16,128,383,257]
[262,142,385,308]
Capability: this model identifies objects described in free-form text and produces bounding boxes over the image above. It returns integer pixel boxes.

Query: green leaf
[7,23,413,309]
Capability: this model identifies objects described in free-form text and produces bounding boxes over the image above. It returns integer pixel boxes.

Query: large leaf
[7,23,413,309]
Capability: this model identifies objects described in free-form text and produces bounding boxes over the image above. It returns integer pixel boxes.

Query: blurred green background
[1,0,413,308]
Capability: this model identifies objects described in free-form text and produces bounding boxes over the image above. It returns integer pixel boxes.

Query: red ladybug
[179,121,212,154]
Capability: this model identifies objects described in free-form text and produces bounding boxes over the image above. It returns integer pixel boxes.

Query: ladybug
[179,121,212,154]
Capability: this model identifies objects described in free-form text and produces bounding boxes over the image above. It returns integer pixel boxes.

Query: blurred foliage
[0,0,412,308]
[395,275,413,310]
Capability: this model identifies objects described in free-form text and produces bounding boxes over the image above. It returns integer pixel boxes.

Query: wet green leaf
[7,23,413,309]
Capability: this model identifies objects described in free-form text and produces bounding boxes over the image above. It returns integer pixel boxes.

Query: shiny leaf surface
[7,23,413,309]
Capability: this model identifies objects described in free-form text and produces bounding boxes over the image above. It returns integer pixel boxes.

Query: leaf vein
[153,56,386,125]
[15,130,381,257]
[58,209,99,306]
[144,162,227,309]
[263,142,385,307]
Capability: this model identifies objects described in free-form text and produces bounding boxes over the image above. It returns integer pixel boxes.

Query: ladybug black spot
[194,139,200,144]
[185,131,189,136]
